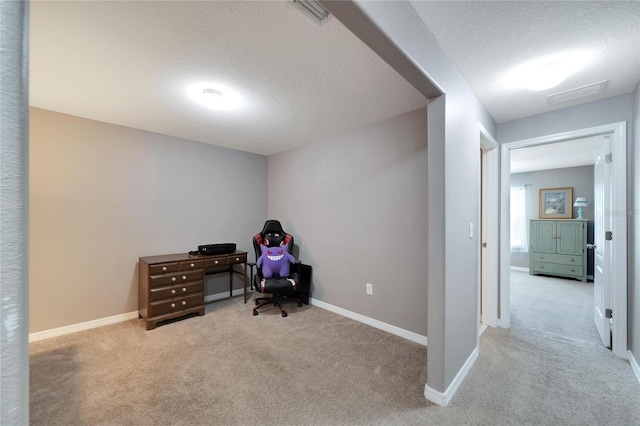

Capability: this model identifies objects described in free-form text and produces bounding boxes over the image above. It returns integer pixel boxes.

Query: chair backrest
[252,220,294,275]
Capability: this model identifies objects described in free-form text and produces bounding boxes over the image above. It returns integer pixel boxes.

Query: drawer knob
[171,303,176,308]
[540,256,544,259]
[190,263,195,268]
[182,287,187,292]
[236,257,240,261]
[571,269,575,272]
[162,266,167,271]
[215,260,219,264]
[171,277,176,282]
[171,290,176,294]
[182,301,187,306]
[540,266,544,269]
[570,259,575,262]
[182,275,187,280]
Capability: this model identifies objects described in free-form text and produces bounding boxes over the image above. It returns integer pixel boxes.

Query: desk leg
[243,262,247,303]
[229,267,233,298]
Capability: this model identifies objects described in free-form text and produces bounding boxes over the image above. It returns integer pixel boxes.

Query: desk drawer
[149,270,203,288]
[204,257,228,268]
[180,260,204,271]
[531,262,583,278]
[228,253,247,264]
[149,293,203,318]
[149,263,178,275]
[149,281,203,302]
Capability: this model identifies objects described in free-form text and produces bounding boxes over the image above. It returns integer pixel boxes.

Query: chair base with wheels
[251,275,302,317]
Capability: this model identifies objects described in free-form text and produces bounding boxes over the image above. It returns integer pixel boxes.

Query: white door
[593,135,612,348]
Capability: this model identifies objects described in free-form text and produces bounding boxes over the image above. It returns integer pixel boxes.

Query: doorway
[498,122,628,358]
[479,123,499,337]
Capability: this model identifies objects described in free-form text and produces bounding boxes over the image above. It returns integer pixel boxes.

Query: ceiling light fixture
[292,0,330,25]
[187,83,243,111]
[504,50,592,92]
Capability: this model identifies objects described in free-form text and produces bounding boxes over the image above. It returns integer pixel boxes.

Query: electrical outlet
[366,283,373,295]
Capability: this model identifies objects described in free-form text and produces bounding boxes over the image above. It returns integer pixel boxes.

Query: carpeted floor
[29,274,640,425]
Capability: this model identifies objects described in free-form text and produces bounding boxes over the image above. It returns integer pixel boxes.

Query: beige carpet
[30,277,640,425]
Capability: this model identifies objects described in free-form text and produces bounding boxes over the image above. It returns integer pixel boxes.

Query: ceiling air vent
[547,80,608,105]
[292,0,330,25]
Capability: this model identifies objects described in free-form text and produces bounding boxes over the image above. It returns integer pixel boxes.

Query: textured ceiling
[30,1,640,155]
[30,1,427,156]
[411,1,640,123]
[510,135,602,174]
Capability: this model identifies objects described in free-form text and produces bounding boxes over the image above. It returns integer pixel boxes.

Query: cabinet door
[556,221,584,256]
[530,221,556,253]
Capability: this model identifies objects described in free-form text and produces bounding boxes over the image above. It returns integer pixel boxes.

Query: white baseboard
[424,346,479,406]
[629,350,640,385]
[479,323,488,336]
[30,288,254,343]
[309,298,428,347]
[510,266,529,273]
[29,311,139,343]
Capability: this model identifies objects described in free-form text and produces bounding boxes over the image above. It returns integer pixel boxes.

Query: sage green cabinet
[529,219,587,282]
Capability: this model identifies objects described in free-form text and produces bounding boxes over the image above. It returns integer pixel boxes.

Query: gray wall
[306,0,498,395]
[497,93,637,365]
[498,94,633,144]
[511,166,594,275]
[29,108,267,333]
[268,108,428,336]
[631,82,640,362]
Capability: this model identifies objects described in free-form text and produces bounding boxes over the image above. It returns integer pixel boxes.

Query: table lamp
[573,197,588,219]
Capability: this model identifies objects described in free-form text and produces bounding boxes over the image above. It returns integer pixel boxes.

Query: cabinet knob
[236,257,240,261]
[182,287,187,292]
[540,266,544,269]
[571,269,575,273]
[190,263,195,268]
[540,256,544,259]
[215,260,219,264]
[182,275,187,280]
[171,277,176,282]
[162,266,167,271]
[182,301,187,306]
[171,290,176,294]
[570,259,575,262]
[171,303,176,308]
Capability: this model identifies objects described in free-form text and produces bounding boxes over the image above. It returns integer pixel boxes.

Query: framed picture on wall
[539,187,573,219]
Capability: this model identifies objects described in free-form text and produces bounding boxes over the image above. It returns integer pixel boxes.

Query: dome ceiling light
[504,50,592,91]
[187,83,243,111]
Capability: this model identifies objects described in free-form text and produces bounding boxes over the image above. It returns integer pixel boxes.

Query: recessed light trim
[504,50,592,92]
[187,83,243,111]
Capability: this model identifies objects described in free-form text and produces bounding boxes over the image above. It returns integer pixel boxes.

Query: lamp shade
[573,197,588,207]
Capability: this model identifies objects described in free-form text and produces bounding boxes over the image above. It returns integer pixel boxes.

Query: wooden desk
[138,250,247,330]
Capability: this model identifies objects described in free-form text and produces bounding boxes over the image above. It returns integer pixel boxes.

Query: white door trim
[479,123,499,332]
[499,122,627,358]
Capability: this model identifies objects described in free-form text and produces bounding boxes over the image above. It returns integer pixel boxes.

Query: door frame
[498,121,627,358]
[479,123,499,335]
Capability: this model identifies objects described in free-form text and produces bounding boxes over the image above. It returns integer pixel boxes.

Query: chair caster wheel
[252,310,258,316]
[282,311,288,318]
[254,300,259,306]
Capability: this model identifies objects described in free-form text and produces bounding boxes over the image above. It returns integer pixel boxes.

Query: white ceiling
[30,1,640,155]
[29,1,427,156]
[410,1,640,123]
[510,135,603,174]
